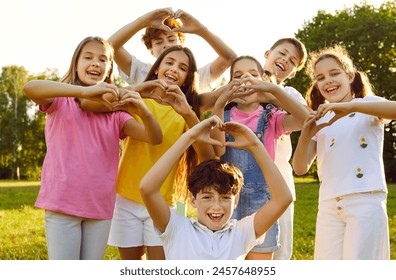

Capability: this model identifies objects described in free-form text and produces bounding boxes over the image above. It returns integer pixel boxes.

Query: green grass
[1,179,395,260]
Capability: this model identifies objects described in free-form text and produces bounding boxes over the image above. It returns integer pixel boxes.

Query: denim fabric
[223,109,280,253]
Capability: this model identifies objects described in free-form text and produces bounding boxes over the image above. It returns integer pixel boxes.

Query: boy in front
[140,115,292,259]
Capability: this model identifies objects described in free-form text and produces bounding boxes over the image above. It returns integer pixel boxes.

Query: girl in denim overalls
[212,56,309,259]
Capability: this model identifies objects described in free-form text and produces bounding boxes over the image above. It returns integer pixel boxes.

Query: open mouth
[208,213,224,222]
[165,73,177,83]
[275,62,285,71]
[326,86,339,94]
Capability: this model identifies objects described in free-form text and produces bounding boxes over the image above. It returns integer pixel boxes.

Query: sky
[1,0,388,76]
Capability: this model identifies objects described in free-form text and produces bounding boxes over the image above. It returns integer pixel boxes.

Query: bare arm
[140,116,223,232]
[23,80,117,107]
[174,9,237,83]
[108,8,174,77]
[241,78,310,132]
[223,122,292,238]
[292,114,319,176]
[159,85,216,161]
[316,100,396,125]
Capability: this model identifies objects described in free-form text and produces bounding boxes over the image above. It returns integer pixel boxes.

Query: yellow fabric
[115,99,187,205]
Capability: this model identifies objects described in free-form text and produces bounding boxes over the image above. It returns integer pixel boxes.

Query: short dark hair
[188,159,244,197]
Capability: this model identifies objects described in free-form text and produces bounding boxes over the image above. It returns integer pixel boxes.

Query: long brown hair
[305,45,374,110]
[61,36,114,85]
[144,45,201,202]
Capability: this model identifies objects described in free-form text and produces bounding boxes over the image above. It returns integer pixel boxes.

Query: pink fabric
[36,97,132,219]
[230,106,288,160]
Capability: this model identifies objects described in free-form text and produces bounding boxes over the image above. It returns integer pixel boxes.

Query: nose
[211,199,221,210]
[91,58,100,66]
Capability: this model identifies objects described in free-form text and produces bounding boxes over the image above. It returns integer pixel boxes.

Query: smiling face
[190,186,239,231]
[314,57,354,104]
[157,50,189,87]
[76,41,112,86]
[263,42,301,84]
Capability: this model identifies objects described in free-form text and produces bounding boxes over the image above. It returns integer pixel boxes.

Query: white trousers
[273,202,294,260]
[314,191,389,260]
[45,210,111,260]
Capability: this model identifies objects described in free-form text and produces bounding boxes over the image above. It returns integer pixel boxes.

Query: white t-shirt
[314,96,388,201]
[118,55,215,92]
[274,86,307,200]
[157,210,265,260]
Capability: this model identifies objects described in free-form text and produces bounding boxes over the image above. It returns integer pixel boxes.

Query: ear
[264,50,270,59]
[348,71,355,83]
[189,193,197,209]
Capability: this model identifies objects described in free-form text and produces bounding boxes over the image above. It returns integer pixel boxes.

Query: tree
[0,66,30,179]
[0,67,59,180]
[286,0,396,181]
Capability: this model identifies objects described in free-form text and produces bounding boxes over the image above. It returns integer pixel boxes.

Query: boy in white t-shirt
[198,38,309,259]
[109,8,237,92]
[139,116,292,259]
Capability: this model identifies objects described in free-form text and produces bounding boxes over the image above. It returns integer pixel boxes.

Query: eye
[289,59,297,67]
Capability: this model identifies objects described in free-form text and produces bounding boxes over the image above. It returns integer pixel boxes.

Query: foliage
[287,0,396,181]
[0,67,59,180]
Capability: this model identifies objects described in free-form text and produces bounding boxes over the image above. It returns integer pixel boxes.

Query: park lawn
[0,179,395,260]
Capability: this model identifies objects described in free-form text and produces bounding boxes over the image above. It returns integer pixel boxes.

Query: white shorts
[108,194,174,247]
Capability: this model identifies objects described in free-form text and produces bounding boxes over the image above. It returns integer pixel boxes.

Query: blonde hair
[61,36,114,85]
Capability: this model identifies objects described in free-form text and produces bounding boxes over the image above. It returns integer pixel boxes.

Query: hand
[187,115,225,146]
[300,112,330,140]
[127,80,168,102]
[144,8,175,31]
[113,88,148,116]
[82,82,119,110]
[215,80,247,108]
[156,84,191,115]
[316,103,352,125]
[223,122,261,151]
[172,9,202,34]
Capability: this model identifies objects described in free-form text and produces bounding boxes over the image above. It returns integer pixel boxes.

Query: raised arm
[210,81,244,157]
[174,9,237,83]
[23,80,117,107]
[223,122,293,239]
[159,84,216,161]
[108,8,174,77]
[241,77,310,132]
[140,116,223,233]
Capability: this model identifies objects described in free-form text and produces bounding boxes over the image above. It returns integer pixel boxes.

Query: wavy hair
[305,45,374,110]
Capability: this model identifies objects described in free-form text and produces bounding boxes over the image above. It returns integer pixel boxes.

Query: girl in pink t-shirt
[211,55,308,260]
[22,36,162,260]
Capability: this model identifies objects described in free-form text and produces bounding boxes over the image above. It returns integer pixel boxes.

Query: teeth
[88,71,100,76]
[165,74,177,81]
[327,86,338,93]
[276,63,285,71]
[210,214,222,218]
